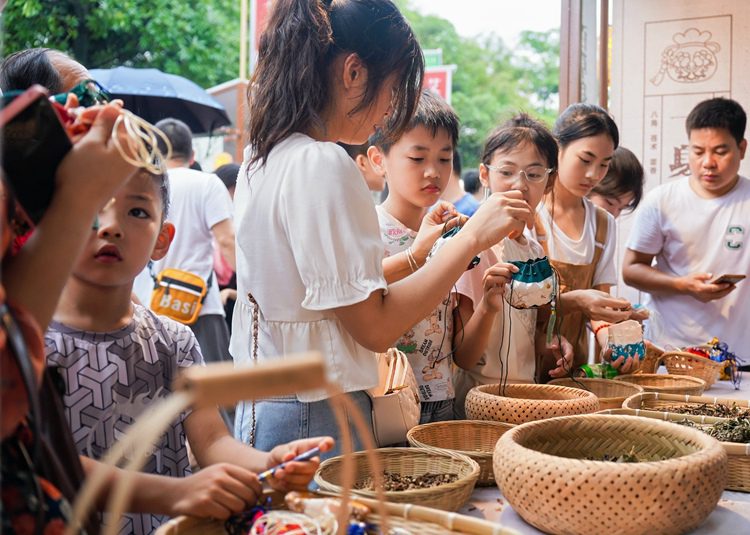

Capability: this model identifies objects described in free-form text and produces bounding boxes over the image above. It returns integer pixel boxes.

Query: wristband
[593,323,611,336]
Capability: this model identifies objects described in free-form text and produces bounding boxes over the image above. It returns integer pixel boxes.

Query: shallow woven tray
[661,350,726,387]
[464,383,600,424]
[614,373,706,395]
[494,414,727,534]
[602,408,750,492]
[407,420,514,486]
[622,392,750,414]
[314,447,480,512]
[548,377,644,410]
[156,490,519,534]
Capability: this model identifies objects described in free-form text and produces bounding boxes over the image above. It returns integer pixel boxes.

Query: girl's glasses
[52,79,112,108]
[484,164,553,183]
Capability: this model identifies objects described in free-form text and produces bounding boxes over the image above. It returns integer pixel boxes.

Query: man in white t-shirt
[149,118,236,364]
[623,98,750,357]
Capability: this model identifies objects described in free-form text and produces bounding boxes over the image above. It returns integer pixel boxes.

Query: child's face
[588,191,635,218]
[688,127,747,198]
[557,133,615,198]
[480,142,550,210]
[72,173,173,289]
[374,124,453,208]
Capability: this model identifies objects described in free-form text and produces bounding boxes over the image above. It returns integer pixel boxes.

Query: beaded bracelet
[593,323,611,336]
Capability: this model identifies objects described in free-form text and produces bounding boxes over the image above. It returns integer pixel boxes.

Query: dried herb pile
[587,446,664,463]
[676,417,750,443]
[357,472,458,491]
[663,403,750,419]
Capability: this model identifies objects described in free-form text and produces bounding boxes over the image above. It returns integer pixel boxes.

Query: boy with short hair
[45,169,331,534]
[368,90,503,423]
[623,97,750,352]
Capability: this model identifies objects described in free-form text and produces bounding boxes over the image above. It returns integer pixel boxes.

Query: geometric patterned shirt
[44,304,204,535]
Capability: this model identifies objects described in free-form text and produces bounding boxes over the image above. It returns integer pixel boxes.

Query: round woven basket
[464,383,599,424]
[661,350,725,387]
[614,373,706,395]
[638,341,665,374]
[314,447,479,512]
[406,420,514,486]
[494,414,727,535]
[548,377,644,410]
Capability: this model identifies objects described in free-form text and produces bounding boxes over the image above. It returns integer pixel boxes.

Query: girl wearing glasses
[453,114,574,417]
[232,0,533,455]
[536,103,642,378]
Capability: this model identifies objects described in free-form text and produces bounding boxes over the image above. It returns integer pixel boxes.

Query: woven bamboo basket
[464,383,600,424]
[614,373,706,395]
[314,447,480,512]
[636,341,665,374]
[407,420,514,486]
[661,350,726,387]
[548,377,644,410]
[156,490,519,535]
[602,408,750,492]
[622,392,750,415]
[493,414,727,535]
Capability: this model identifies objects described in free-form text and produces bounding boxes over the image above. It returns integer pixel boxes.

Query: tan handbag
[367,348,421,446]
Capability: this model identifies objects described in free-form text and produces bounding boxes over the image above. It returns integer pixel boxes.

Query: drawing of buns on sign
[651,28,721,86]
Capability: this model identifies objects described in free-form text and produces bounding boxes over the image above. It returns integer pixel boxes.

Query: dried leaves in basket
[587,445,665,463]
[356,472,458,491]
[676,417,750,443]
[663,403,750,419]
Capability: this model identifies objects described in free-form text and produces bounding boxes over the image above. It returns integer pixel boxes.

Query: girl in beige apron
[536,103,636,380]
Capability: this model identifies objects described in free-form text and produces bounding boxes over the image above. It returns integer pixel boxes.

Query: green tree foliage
[1,0,240,88]
[396,0,559,167]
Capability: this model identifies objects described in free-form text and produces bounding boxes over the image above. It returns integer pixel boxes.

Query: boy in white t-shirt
[624,97,750,354]
[368,91,529,423]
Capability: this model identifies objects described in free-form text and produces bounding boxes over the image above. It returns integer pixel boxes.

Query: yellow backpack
[150,267,212,325]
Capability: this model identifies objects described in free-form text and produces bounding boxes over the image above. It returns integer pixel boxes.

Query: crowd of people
[2,0,748,534]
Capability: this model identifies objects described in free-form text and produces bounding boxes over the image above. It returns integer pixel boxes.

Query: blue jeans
[234,391,374,459]
[419,398,455,424]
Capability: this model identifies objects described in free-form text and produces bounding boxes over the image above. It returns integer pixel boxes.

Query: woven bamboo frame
[407,420,515,486]
[314,447,480,512]
[464,383,600,424]
[548,377,644,410]
[494,414,727,534]
[614,373,706,395]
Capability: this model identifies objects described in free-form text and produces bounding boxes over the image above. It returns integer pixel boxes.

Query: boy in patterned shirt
[368,91,520,423]
[44,168,332,534]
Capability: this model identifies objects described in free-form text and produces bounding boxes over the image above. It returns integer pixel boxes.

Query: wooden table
[460,372,750,533]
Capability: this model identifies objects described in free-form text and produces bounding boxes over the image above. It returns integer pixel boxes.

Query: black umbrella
[89,66,231,134]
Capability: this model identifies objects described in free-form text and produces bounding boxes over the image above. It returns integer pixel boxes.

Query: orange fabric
[0,287,46,439]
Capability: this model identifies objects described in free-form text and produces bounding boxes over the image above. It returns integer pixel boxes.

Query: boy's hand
[170,463,262,519]
[542,335,575,378]
[265,437,334,492]
[411,201,463,265]
[462,191,533,252]
[678,273,736,303]
[55,103,137,207]
[481,262,518,312]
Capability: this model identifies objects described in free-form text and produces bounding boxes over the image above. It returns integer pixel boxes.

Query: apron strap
[591,206,609,268]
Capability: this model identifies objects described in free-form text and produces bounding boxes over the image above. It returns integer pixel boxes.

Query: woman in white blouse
[231,0,534,455]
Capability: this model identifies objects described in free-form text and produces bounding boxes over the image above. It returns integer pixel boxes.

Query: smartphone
[710,274,746,285]
[0,84,73,224]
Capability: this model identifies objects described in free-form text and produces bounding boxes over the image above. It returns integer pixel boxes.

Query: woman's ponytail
[247,0,424,166]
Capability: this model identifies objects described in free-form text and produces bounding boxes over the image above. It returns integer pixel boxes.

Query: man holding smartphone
[623,98,750,352]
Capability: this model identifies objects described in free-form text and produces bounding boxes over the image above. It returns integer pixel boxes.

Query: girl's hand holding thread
[462,190,534,252]
[482,262,518,312]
